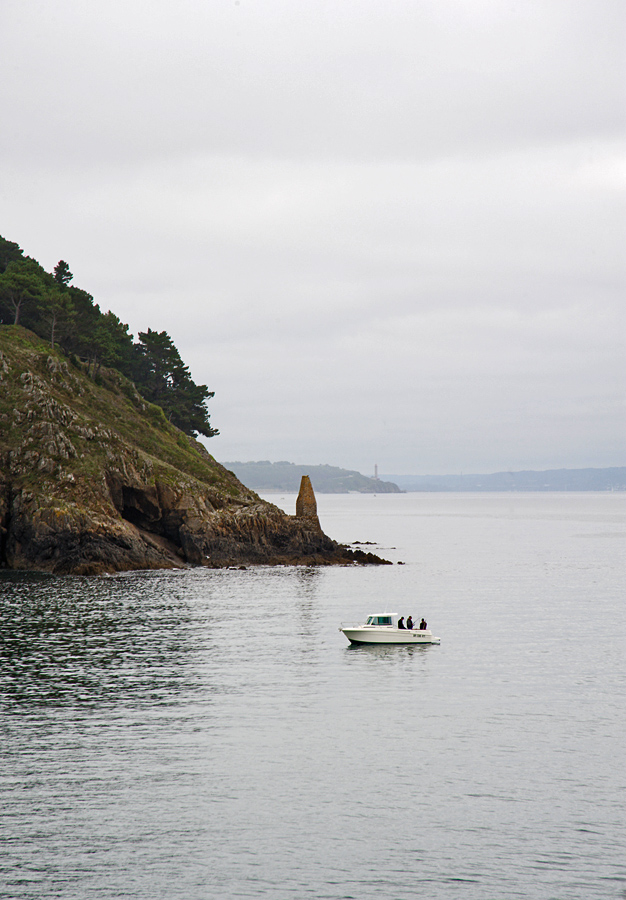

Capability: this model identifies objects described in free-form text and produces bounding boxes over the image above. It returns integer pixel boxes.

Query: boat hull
[341,627,440,645]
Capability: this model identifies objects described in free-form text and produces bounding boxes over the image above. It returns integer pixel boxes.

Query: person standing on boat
[419,618,427,630]
[397,616,405,629]
[406,616,414,630]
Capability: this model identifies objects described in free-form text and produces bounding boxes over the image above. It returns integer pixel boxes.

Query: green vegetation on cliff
[0,235,217,438]
[0,328,385,573]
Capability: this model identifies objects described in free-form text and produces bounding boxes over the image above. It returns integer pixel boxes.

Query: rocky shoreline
[0,327,389,575]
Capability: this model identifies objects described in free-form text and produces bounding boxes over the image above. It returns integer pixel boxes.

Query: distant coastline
[381,467,626,492]
[222,461,401,494]
[222,462,625,493]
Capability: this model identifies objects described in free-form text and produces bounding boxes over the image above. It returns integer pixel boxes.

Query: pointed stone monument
[295,475,321,530]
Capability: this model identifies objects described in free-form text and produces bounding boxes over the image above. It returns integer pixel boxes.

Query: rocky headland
[0,327,388,574]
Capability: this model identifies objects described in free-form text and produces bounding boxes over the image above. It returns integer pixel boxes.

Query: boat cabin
[365,614,399,627]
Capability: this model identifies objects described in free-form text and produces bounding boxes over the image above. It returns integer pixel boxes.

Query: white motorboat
[339,613,440,645]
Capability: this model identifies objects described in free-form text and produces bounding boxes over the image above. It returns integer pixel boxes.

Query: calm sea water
[1,492,624,900]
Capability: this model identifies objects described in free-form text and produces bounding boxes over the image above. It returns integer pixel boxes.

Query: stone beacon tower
[295,475,322,531]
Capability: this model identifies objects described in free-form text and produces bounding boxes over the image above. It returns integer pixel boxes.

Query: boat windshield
[368,616,392,626]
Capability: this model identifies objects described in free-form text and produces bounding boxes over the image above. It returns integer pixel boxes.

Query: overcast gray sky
[1,0,624,475]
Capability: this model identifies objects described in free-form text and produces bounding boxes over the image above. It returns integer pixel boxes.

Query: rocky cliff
[0,327,388,574]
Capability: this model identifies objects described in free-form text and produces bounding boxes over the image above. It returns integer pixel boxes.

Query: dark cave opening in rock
[120,486,162,534]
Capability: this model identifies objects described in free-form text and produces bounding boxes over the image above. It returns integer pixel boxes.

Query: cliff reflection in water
[0,571,202,711]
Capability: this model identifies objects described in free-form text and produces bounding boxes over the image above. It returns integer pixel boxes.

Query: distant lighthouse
[374,464,379,480]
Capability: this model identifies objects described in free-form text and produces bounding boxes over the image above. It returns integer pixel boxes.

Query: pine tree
[53,260,73,285]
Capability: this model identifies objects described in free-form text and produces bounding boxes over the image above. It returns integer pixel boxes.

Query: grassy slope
[0,326,255,509]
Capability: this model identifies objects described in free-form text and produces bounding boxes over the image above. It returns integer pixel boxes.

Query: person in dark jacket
[406,616,414,630]
[397,616,405,629]
[419,618,427,630]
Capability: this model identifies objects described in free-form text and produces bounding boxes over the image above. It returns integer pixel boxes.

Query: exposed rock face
[0,328,390,574]
[295,475,321,530]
